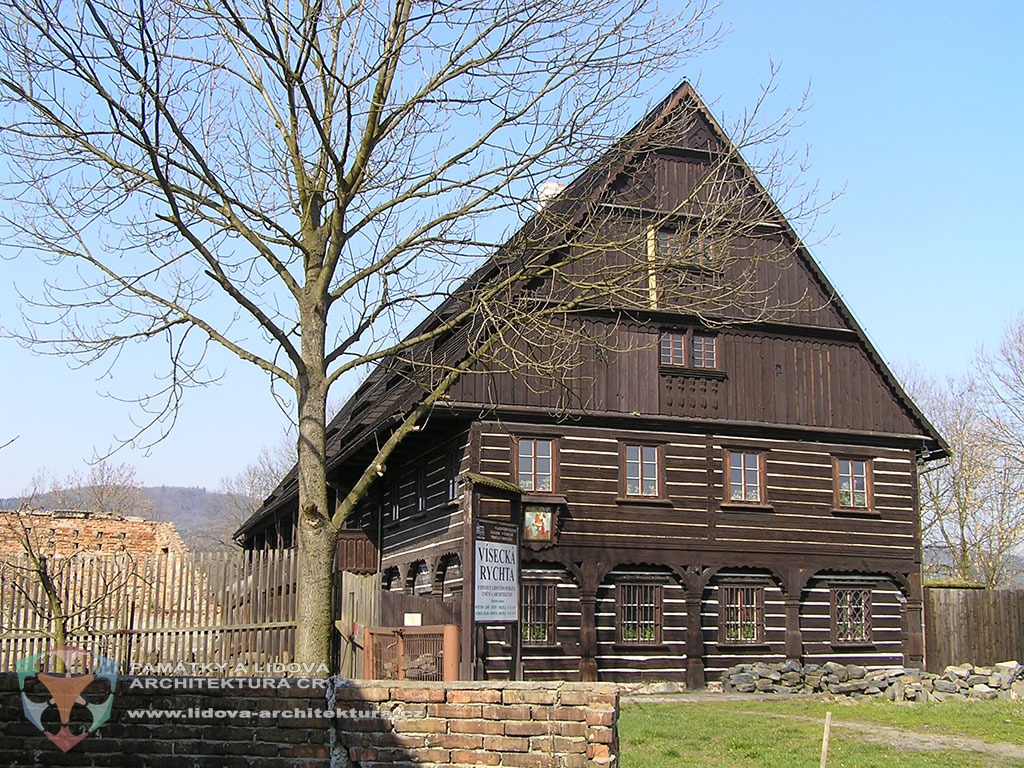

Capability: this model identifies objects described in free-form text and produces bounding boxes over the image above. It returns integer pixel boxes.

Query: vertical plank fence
[0,549,297,674]
[925,587,1024,672]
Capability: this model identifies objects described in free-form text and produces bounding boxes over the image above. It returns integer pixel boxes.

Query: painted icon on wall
[523,505,554,543]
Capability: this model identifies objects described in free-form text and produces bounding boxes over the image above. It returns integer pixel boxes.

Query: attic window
[659,330,719,371]
[655,227,714,267]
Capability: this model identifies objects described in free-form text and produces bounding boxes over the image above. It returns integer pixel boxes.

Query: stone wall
[721,659,1024,702]
[0,675,618,768]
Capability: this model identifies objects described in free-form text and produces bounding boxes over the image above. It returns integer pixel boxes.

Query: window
[660,331,686,366]
[388,480,401,524]
[624,444,660,497]
[720,584,763,644]
[617,582,662,644]
[659,329,718,370]
[835,458,872,509]
[447,448,461,500]
[517,438,554,493]
[727,451,764,503]
[692,334,717,368]
[655,228,714,266]
[521,583,556,645]
[832,586,871,644]
[415,465,428,515]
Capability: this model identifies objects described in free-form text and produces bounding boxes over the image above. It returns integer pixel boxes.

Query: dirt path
[824,717,1024,763]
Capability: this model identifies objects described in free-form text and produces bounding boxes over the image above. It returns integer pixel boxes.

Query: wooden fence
[925,587,1024,672]
[0,549,297,674]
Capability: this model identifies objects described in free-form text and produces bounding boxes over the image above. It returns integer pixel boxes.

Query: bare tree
[904,368,1024,588]
[0,0,826,663]
[49,461,154,519]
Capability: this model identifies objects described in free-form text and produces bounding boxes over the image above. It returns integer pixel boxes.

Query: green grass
[619,699,1024,768]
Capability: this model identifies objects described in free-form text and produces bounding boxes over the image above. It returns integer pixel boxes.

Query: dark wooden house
[236,82,947,686]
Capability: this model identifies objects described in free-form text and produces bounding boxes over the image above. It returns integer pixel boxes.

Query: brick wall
[0,509,187,557]
[0,675,618,767]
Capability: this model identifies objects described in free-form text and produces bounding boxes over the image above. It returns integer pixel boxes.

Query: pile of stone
[720,660,1024,702]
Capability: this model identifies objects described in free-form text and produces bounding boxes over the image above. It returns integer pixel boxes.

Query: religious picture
[523,505,553,542]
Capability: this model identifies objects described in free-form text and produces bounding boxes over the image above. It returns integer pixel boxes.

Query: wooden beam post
[685,593,705,689]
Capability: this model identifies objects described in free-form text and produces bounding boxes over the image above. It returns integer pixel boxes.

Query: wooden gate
[363,624,459,681]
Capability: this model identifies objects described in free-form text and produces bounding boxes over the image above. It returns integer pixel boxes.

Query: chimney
[536,181,566,210]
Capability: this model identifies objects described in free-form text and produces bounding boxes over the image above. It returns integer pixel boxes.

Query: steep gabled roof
[235,81,947,542]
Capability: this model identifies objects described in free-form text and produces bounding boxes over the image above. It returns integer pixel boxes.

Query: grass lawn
[619,698,1024,768]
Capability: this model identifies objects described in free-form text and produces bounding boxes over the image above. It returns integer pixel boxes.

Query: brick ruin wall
[0,510,187,557]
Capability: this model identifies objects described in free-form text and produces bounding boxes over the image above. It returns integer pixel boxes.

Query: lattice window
[833,587,871,643]
[617,582,662,644]
[517,438,554,493]
[521,583,556,645]
[720,584,763,644]
[728,452,763,503]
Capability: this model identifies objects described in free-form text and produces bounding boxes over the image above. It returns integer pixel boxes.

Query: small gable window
[655,227,714,267]
[692,334,717,368]
[659,329,719,370]
[660,331,686,367]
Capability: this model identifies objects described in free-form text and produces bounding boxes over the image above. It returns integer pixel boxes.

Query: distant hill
[1,486,249,551]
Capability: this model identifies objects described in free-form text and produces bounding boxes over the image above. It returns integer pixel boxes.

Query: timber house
[236,82,947,687]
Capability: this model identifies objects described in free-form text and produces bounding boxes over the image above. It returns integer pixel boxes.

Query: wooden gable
[445,83,943,449]
[239,82,946,541]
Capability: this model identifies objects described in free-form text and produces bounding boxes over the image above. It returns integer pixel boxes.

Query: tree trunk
[293,296,337,670]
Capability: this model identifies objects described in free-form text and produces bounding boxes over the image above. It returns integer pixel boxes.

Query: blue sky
[2,1,1022,496]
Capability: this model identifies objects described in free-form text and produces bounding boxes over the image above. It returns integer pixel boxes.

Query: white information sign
[473,520,519,623]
